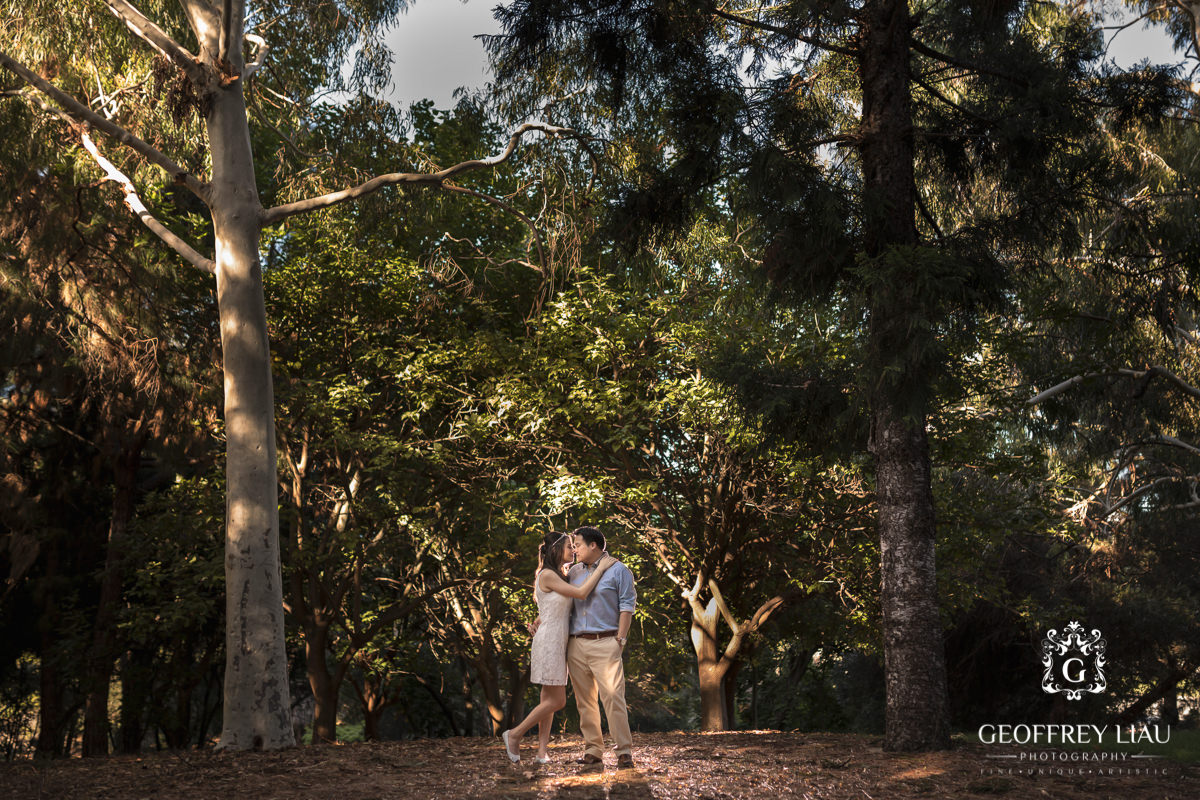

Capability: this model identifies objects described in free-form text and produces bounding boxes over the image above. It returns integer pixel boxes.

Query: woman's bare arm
[540,555,617,599]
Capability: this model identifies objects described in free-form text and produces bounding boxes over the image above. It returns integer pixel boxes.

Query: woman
[502,531,615,764]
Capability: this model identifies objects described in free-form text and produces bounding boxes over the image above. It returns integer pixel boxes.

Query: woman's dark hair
[572,525,605,551]
[539,531,571,574]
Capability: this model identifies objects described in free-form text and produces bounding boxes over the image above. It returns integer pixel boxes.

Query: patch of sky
[382,0,500,111]
[1092,0,1185,69]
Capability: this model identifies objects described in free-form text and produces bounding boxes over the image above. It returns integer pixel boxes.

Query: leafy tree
[497,268,838,730]
[2,0,575,748]
[257,96,569,743]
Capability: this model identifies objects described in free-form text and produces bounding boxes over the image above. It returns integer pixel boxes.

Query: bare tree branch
[244,33,269,79]
[707,578,789,664]
[707,579,742,637]
[912,73,994,126]
[681,570,712,626]
[1027,367,1200,406]
[910,39,1030,86]
[1151,434,1200,457]
[1119,366,1200,402]
[0,49,209,200]
[248,100,310,159]
[1105,475,1185,517]
[262,122,577,224]
[178,0,222,61]
[1027,373,1100,405]
[101,0,209,85]
[80,132,216,274]
[1184,1,1200,61]
[745,594,787,632]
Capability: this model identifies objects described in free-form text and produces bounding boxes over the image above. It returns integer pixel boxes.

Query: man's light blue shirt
[568,558,636,635]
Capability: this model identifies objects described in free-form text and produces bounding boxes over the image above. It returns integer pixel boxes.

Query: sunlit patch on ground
[889,765,947,781]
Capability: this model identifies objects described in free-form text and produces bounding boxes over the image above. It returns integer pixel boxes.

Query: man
[566,525,637,768]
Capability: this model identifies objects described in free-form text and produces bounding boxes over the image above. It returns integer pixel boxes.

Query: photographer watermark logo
[1041,621,1106,700]
[977,624,1171,778]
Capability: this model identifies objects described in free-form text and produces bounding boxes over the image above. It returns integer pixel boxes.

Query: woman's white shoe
[533,755,551,765]
[502,730,521,763]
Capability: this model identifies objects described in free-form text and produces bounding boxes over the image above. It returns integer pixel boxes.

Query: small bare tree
[2,0,569,750]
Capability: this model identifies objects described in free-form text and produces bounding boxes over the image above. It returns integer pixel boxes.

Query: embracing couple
[502,526,637,769]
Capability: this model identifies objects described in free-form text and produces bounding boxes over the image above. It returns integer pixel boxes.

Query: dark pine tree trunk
[858,0,951,752]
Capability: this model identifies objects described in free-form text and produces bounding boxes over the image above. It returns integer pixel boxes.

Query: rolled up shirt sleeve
[617,563,637,613]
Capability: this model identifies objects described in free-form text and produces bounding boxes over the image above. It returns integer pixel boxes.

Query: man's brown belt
[571,631,618,640]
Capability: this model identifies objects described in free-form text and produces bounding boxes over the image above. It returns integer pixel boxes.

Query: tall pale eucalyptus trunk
[159,1,293,748]
[208,83,292,752]
[0,0,293,748]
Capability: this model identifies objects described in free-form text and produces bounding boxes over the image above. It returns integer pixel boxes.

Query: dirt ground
[1,730,1195,799]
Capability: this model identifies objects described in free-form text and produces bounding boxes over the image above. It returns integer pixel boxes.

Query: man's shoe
[575,753,603,765]
[616,754,635,769]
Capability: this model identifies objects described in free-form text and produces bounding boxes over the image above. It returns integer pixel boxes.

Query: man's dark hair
[573,525,605,551]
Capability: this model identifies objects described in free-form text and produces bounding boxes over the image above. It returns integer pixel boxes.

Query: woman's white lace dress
[529,570,572,686]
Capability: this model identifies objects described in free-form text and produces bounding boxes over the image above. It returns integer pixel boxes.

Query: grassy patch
[299,721,365,745]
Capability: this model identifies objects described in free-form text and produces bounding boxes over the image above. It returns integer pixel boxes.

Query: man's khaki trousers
[566,636,632,758]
